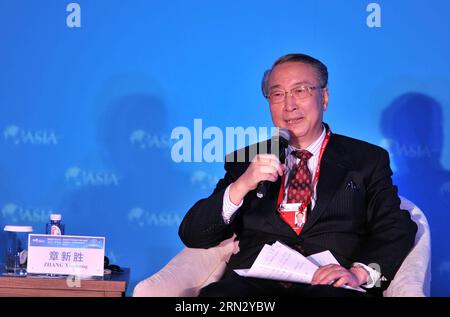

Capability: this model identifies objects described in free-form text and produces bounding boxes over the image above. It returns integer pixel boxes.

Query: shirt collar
[287,124,326,158]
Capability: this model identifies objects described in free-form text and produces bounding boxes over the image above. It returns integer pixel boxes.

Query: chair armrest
[383,198,431,297]
[133,236,238,297]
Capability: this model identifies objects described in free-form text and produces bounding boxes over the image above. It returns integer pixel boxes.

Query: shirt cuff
[352,262,382,288]
[222,184,243,224]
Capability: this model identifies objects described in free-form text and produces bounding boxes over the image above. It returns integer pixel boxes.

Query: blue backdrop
[0,0,449,296]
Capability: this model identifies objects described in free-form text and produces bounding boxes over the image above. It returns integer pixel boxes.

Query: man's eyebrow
[268,84,282,91]
[292,80,314,86]
[269,81,314,91]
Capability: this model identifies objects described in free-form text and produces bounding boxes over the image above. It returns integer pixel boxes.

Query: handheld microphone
[256,128,291,198]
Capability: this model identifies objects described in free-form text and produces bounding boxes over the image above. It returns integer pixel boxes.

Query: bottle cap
[4,225,33,232]
[50,214,62,221]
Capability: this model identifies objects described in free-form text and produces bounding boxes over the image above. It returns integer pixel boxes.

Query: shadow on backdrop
[61,93,199,295]
[381,92,450,296]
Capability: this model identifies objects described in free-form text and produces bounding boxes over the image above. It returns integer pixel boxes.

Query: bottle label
[51,225,61,236]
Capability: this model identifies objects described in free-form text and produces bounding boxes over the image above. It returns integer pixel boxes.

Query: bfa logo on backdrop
[65,166,120,187]
[128,207,182,227]
[1,203,52,223]
[129,129,173,150]
[191,171,219,190]
[3,125,60,145]
[380,138,433,160]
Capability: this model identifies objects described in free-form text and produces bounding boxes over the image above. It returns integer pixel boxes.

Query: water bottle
[46,214,65,235]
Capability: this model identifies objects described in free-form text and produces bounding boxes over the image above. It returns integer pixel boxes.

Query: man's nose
[283,92,297,111]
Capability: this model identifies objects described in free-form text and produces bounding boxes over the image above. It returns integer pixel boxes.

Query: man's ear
[322,87,329,111]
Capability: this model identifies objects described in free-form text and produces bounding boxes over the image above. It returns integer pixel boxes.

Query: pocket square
[345,180,358,190]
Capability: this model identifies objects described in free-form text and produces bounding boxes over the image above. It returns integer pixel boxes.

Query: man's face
[267,62,328,148]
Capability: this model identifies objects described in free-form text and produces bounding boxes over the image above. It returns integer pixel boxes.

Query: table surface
[0,268,130,297]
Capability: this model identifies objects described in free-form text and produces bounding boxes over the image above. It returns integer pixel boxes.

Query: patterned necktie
[288,150,313,204]
[282,150,313,234]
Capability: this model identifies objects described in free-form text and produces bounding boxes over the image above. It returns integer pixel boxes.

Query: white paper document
[234,242,366,293]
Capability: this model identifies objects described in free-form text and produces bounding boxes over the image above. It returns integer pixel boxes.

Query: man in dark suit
[178,53,417,297]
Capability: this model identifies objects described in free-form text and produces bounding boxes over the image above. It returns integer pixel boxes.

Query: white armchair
[133,196,431,297]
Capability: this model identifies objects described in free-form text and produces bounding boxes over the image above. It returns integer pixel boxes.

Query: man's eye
[271,92,284,97]
[293,88,306,94]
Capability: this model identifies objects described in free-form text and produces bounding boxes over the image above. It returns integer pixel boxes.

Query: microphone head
[273,127,291,144]
[270,128,291,163]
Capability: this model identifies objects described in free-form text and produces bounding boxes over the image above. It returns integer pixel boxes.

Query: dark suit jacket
[179,125,417,284]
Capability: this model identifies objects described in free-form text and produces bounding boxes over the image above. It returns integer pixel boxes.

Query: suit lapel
[301,134,351,234]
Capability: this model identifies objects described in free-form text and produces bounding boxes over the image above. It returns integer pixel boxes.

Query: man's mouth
[285,117,304,124]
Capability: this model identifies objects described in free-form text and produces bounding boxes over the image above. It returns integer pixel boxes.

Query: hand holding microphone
[229,154,285,205]
[228,128,291,204]
[256,128,291,198]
